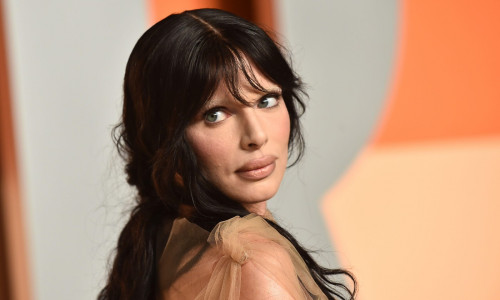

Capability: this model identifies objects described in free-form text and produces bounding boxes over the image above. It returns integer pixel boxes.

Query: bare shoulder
[239,234,302,299]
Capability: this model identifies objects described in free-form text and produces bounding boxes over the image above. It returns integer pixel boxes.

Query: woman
[99,8,356,300]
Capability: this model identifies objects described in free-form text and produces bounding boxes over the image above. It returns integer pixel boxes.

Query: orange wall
[323,0,500,299]
[148,0,275,32]
[374,0,500,144]
[0,0,31,299]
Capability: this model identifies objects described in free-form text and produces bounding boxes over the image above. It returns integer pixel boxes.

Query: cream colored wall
[4,1,146,299]
[271,0,398,267]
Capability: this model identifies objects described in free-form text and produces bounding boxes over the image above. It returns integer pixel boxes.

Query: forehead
[208,64,281,105]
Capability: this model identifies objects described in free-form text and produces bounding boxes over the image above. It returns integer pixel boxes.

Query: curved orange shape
[323,1,500,299]
[374,0,500,144]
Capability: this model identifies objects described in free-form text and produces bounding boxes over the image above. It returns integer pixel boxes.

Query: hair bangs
[215,47,281,107]
[201,48,266,109]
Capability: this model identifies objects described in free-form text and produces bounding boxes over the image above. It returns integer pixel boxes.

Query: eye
[257,94,280,109]
[204,108,229,123]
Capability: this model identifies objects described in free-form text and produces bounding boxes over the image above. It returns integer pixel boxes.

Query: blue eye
[257,94,279,108]
[204,109,229,123]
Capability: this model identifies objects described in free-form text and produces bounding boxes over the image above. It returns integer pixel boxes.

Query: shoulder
[212,215,307,299]
[239,238,299,299]
[159,214,321,299]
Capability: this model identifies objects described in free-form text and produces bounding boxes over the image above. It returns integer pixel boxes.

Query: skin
[185,66,290,216]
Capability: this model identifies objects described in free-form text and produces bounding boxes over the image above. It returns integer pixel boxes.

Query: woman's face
[186,66,290,215]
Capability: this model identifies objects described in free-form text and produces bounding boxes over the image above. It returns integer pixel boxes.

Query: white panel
[271,0,398,267]
[3,0,146,298]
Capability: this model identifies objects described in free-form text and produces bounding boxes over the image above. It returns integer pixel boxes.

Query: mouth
[236,155,277,180]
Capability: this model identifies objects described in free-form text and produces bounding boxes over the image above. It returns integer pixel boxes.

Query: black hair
[98,8,355,300]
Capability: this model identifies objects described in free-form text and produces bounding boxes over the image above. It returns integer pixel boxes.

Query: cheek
[275,108,291,149]
[185,127,229,172]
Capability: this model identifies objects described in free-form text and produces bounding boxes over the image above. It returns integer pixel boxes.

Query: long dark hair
[98,8,355,300]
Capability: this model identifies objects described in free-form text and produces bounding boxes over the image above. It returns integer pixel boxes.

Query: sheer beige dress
[157,213,327,299]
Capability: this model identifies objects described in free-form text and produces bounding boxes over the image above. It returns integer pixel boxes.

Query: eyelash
[202,92,282,124]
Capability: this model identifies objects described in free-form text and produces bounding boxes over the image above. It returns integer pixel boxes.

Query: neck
[242,201,267,216]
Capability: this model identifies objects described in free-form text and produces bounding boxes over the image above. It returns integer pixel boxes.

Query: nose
[240,110,268,150]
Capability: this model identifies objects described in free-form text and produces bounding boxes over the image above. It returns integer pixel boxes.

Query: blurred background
[0,0,498,299]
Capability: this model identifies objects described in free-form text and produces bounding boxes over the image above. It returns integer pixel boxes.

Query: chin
[229,180,281,206]
[242,190,276,204]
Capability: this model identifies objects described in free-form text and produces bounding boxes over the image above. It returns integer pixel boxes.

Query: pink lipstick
[236,156,276,180]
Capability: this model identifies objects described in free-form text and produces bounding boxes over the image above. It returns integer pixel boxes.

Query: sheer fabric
[157,214,327,299]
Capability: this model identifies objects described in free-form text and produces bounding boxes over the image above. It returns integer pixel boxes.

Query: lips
[236,155,277,180]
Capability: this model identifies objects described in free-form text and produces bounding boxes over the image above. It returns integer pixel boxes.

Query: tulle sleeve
[158,214,327,299]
